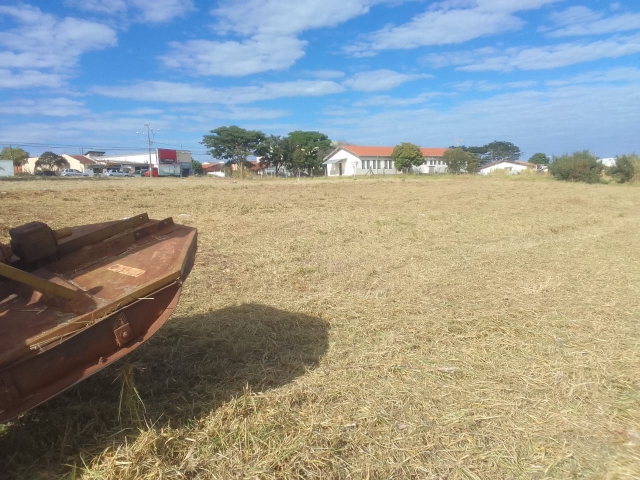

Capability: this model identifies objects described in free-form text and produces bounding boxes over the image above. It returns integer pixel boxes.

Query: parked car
[144,167,159,177]
[34,170,56,176]
[61,169,83,177]
[103,169,126,177]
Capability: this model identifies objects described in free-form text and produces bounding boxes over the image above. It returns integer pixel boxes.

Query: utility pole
[145,123,152,178]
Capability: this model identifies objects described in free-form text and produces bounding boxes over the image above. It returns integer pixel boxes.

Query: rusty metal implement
[0,213,197,423]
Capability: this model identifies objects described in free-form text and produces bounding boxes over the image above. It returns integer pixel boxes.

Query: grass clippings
[0,174,639,479]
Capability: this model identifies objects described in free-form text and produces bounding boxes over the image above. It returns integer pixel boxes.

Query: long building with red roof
[322,145,449,176]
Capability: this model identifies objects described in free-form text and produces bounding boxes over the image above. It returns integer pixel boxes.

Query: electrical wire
[0,140,210,155]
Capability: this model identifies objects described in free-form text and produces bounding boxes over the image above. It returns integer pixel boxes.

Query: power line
[0,140,210,155]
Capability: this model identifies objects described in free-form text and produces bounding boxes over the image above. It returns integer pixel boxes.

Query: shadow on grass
[0,303,329,479]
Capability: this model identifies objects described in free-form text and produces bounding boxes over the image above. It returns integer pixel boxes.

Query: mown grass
[0,175,639,479]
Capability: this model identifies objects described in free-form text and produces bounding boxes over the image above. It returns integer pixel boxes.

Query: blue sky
[0,0,639,162]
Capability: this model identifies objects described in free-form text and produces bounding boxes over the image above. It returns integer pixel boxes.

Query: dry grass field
[0,174,639,479]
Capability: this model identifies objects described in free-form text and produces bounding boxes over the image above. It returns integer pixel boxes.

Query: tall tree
[201,126,266,176]
[286,130,331,175]
[35,151,68,172]
[0,146,29,167]
[255,135,292,176]
[443,148,479,174]
[191,158,203,175]
[484,141,521,163]
[529,152,550,165]
[392,142,423,173]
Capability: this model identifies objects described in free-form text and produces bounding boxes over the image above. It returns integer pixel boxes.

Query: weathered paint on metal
[0,214,197,423]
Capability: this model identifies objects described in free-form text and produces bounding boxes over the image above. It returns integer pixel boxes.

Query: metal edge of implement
[0,218,198,423]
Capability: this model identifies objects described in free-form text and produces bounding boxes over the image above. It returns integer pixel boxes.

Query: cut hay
[0,175,639,479]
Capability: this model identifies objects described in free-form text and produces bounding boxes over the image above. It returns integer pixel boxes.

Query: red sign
[157,148,177,164]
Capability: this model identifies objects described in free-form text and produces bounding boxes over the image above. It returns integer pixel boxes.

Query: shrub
[443,148,479,174]
[609,155,636,183]
[549,150,603,183]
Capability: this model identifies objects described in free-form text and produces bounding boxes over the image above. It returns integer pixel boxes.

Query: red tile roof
[342,145,448,157]
[248,160,268,171]
[203,163,222,172]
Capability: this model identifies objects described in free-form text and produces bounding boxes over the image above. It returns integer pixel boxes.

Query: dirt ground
[0,175,639,479]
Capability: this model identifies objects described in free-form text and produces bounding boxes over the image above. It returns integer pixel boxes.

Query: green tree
[529,152,550,165]
[443,148,479,174]
[392,142,423,173]
[290,148,307,177]
[255,135,292,176]
[549,150,603,183]
[0,146,29,167]
[191,158,203,175]
[609,155,636,183]
[286,130,332,176]
[201,126,266,177]
[484,141,521,163]
[35,151,68,173]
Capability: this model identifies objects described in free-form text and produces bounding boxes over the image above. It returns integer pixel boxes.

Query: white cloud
[92,80,345,105]
[0,98,88,117]
[305,70,346,79]
[545,67,640,86]
[352,93,444,107]
[319,82,640,158]
[211,0,376,36]
[322,106,369,116]
[161,0,380,76]
[546,6,640,37]
[172,106,290,120]
[448,80,538,91]
[424,33,640,71]
[345,0,560,56]
[343,69,432,92]
[0,69,66,89]
[161,36,306,77]
[0,5,117,89]
[65,0,194,23]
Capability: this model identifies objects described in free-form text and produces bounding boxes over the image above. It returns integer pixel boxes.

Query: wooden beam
[56,213,149,256]
[0,262,80,300]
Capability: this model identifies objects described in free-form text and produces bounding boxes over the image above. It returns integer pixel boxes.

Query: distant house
[202,162,223,173]
[61,154,99,175]
[248,160,268,175]
[322,145,449,176]
[599,157,616,167]
[479,161,538,175]
[23,154,98,175]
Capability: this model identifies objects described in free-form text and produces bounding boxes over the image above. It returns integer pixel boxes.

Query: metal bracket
[0,374,21,410]
[113,314,133,347]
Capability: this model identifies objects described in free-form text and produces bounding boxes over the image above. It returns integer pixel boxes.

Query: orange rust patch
[106,264,145,277]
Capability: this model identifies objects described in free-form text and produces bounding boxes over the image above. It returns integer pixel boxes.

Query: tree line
[393,140,544,175]
[201,126,333,177]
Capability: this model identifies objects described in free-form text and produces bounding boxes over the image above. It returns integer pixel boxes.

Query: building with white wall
[479,161,538,175]
[599,157,616,167]
[323,145,449,176]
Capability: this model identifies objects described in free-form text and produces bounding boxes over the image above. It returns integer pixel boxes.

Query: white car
[104,169,128,177]
[61,168,83,177]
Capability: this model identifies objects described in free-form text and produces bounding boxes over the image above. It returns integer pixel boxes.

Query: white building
[0,160,14,177]
[599,157,616,167]
[479,161,538,175]
[89,149,192,176]
[322,145,449,176]
[23,154,99,175]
